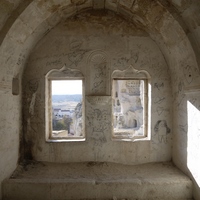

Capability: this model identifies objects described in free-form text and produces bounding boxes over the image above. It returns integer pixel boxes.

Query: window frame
[111,66,151,142]
[45,67,85,142]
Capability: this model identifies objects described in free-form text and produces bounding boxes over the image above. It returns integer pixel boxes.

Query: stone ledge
[3,162,193,200]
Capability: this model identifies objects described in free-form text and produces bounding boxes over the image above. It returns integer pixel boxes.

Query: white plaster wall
[172,78,200,200]
[22,11,172,165]
[163,1,200,198]
[172,67,200,199]
[186,93,200,199]
[152,30,200,200]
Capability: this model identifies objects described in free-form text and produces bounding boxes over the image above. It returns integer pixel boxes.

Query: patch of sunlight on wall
[187,100,200,187]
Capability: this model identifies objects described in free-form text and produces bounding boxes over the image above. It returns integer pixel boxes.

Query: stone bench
[2,161,193,200]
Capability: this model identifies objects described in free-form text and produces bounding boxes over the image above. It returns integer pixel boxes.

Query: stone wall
[22,11,172,164]
[1,0,200,198]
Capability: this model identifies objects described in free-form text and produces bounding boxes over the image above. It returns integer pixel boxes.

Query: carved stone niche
[112,66,151,141]
[87,50,110,96]
[45,65,85,142]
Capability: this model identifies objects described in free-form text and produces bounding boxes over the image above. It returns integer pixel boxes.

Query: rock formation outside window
[113,79,146,139]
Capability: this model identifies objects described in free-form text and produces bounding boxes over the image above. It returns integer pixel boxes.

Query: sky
[52,80,82,95]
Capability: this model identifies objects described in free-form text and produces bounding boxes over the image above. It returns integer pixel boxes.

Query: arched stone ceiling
[0,0,25,31]
[0,0,33,44]
[0,0,200,93]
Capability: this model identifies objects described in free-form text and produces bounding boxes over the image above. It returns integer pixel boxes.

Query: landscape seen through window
[51,80,83,138]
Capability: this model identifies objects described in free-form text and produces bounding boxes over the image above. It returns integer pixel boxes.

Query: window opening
[51,80,83,138]
[45,67,85,142]
[112,66,150,141]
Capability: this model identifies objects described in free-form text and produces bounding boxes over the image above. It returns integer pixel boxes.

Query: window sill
[111,136,150,142]
[46,138,86,143]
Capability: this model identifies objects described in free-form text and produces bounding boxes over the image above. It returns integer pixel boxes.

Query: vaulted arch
[1,0,200,199]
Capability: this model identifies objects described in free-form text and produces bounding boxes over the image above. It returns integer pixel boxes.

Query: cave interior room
[1,0,200,199]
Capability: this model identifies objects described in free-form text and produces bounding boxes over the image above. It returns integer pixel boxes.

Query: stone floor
[3,161,193,200]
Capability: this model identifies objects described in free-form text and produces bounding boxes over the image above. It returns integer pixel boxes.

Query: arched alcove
[22,9,172,164]
[1,0,200,199]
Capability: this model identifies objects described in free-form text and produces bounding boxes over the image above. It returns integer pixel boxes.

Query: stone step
[2,162,193,200]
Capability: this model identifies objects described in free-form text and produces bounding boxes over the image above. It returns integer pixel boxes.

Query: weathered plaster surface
[3,162,193,200]
[23,11,172,164]
[0,0,200,199]
[0,93,20,198]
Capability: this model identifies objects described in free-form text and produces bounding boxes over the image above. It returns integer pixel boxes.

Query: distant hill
[52,94,82,103]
